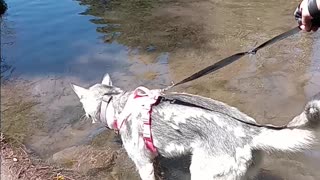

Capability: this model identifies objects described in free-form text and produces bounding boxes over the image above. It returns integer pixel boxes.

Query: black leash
[249,27,301,54]
[163,9,320,90]
[156,5,320,130]
[159,96,289,129]
[166,27,300,89]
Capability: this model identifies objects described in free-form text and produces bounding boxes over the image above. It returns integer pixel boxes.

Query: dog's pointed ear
[71,84,88,99]
[101,73,112,86]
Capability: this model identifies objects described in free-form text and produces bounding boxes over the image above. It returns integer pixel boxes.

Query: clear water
[1,0,320,179]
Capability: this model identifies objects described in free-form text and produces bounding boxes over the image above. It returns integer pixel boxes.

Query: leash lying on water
[162,8,320,91]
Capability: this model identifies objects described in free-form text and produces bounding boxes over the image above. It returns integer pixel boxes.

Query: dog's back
[151,93,260,156]
[150,92,320,179]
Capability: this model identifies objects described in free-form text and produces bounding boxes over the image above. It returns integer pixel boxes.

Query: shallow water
[1,0,320,179]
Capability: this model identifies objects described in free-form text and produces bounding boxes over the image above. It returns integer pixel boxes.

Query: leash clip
[247,49,257,55]
[161,81,175,92]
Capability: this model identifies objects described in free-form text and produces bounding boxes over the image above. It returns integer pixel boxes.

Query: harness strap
[133,87,160,154]
[100,96,109,123]
[103,87,160,155]
[116,94,135,131]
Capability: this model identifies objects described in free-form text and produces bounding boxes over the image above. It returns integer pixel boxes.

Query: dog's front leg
[136,161,155,180]
[123,140,156,180]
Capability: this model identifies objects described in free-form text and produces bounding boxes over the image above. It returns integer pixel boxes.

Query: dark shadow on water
[156,154,191,180]
[156,155,284,180]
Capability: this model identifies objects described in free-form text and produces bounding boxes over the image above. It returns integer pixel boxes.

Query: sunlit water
[1,0,320,179]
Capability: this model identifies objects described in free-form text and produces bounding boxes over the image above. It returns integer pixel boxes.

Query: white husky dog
[72,73,320,180]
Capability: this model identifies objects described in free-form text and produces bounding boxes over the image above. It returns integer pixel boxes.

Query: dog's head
[71,73,122,124]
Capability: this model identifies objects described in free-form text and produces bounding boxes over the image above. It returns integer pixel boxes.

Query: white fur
[189,145,261,180]
[72,84,101,123]
[101,73,112,86]
[234,127,246,138]
[234,145,253,175]
[162,105,229,128]
[253,128,315,152]
[71,84,88,99]
[164,143,187,155]
[190,150,237,180]
[105,100,115,128]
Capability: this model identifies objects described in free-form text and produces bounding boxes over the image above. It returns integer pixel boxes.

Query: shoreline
[1,134,89,180]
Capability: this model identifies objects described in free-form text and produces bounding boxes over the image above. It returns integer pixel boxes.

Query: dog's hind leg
[189,148,250,180]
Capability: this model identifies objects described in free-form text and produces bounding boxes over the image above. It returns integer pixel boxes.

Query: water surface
[1,0,320,179]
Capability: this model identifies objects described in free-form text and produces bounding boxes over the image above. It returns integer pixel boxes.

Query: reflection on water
[1,12,15,82]
[1,0,320,179]
[0,58,14,81]
[80,0,209,52]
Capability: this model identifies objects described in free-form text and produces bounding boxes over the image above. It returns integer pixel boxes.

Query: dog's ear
[71,84,88,99]
[101,73,112,86]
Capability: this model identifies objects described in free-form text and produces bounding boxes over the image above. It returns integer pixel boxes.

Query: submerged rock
[52,145,140,179]
[52,145,117,174]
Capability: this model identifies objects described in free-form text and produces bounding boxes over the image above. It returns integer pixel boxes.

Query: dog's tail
[252,92,320,152]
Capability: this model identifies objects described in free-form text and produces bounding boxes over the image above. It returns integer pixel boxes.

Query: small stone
[146,45,156,52]
[13,158,18,162]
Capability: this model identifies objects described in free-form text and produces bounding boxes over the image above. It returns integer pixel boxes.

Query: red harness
[105,87,161,155]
